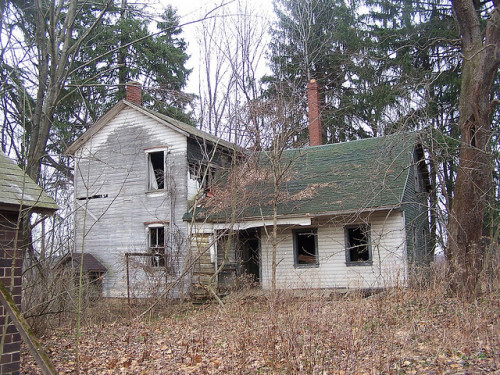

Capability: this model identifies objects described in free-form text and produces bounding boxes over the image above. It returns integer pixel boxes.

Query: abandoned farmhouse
[67,82,431,299]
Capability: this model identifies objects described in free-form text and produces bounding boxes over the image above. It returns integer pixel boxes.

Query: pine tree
[0,0,192,183]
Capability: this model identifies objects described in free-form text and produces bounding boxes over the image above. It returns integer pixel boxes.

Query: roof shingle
[187,133,417,221]
[0,151,59,213]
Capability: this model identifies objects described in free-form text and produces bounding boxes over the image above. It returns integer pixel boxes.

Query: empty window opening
[294,229,318,266]
[149,226,165,267]
[239,229,260,283]
[148,151,165,190]
[189,162,216,193]
[345,225,371,264]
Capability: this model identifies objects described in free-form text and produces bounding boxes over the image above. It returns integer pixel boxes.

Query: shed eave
[0,202,58,215]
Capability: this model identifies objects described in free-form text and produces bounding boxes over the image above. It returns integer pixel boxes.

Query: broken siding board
[259,211,407,290]
[186,138,231,167]
[73,107,189,298]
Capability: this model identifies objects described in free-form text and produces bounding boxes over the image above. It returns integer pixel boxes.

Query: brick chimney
[126,81,142,105]
[307,79,322,146]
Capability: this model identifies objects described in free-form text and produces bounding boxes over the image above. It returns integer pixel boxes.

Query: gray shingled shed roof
[0,151,58,213]
[59,253,107,273]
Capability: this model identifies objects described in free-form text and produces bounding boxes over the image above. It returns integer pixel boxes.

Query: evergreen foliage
[0,0,192,180]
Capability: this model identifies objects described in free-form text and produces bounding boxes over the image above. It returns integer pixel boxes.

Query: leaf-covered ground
[21,289,499,374]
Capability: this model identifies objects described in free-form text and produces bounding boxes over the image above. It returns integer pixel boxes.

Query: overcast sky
[155,0,275,94]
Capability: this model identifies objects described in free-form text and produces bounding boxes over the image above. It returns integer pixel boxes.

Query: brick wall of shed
[0,211,23,375]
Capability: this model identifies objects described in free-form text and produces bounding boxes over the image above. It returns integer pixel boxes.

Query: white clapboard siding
[74,107,189,298]
[260,211,407,290]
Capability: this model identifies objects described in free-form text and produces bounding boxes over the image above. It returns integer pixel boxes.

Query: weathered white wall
[73,107,189,298]
[259,211,408,290]
[187,172,201,201]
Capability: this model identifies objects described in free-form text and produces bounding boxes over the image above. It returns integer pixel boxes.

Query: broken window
[148,151,166,190]
[148,226,166,268]
[293,229,318,266]
[345,225,371,265]
[188,162,216,193]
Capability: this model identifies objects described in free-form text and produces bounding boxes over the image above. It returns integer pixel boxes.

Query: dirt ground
[21,288,499,374]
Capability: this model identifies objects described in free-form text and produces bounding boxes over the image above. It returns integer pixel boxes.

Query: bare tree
[196,0,270,148]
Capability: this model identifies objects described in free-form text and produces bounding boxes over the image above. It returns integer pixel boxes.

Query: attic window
[148,226,166,268]
[148,151,166,190]
[293,229,318,267]
[345,225,372,266]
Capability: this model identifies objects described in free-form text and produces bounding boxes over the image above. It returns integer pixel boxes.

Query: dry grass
[21,278,499,375]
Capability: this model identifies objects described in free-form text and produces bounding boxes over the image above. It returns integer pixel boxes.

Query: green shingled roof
[0,151,58,213]
[186,133,417,221]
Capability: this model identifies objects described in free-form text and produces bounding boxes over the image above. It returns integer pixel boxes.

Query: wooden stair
[190,233,216,300]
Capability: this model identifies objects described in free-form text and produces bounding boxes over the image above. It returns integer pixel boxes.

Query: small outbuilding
[57,252,107,298]
[0,150,58,374]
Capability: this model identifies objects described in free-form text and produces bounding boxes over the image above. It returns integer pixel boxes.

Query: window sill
[346,261,373,267]
[294,263,319,269]
[150,267,168,272]
[146,189,166,196]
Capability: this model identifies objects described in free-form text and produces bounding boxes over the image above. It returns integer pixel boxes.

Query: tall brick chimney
[126,81,142,105]
[307,79,322,146]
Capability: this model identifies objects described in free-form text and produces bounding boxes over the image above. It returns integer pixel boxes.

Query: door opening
[239,228,260,285]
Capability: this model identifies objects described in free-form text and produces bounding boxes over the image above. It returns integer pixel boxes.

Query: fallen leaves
[20,292,499,374]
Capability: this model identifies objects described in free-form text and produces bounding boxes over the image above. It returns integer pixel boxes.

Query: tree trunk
[25,0,111,184]
[447,0,500,298]
[271,182,278,294]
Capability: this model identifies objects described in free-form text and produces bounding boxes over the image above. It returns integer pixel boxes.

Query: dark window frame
[293,228,319,268]
[147,150,167,191]
[148,225,166,268]
[188,161,217,194]
[344,224,372,266]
